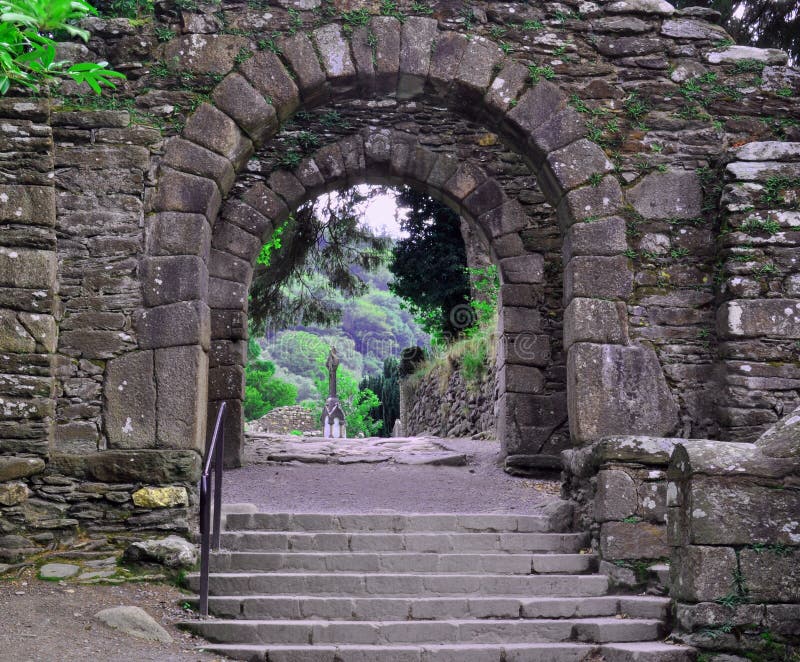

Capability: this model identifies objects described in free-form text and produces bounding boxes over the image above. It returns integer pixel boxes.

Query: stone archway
[112,18,679,468]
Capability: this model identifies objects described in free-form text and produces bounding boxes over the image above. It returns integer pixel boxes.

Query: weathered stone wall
[1,0,799,575]
[403,360,496,439]
[668,432,800,657]
[562,436,676,591]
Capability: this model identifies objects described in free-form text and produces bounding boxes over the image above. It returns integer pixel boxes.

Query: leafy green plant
[528,64,555,83]
[411,2,433,14]
[234,46,253,64]
[257,217,291,268]
[588,172,604,187]
[244,338,298,421]
[775,87,793,98]
[154,25,175,42]
[741,216,781,235]
[521,19,544,30]
[733,58,766,74]
[623,92,649,123]
[0,0,126,94]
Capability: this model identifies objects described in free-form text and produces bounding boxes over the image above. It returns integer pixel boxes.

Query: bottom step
[198,642,695,662]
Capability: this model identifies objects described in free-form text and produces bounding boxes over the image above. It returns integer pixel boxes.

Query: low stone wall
[668,436,800,658]
[402,362,496,439]
[562,436,675,592]
[247,405,320,435]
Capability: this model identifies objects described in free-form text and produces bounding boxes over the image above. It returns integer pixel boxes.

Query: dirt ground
[0,567,219,662]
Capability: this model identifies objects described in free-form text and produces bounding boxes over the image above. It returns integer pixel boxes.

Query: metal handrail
[199,400,227,618]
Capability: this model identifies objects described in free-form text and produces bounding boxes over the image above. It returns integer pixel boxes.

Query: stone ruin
[0,0,799,656]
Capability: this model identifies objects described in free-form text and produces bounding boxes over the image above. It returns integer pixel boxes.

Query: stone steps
[195,642,692,662]
[220,531,589,553]
[186,617,664,646]
[209,551,598,574]
[202,594,670,621]
[224,513,554,533]
[182,509,694,661]
[186,571,611,597]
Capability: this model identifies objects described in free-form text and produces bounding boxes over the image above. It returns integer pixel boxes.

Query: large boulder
[123,535,198,569]
[94,606,173,643]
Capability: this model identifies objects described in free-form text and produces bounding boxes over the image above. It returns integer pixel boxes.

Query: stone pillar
[562,436,676,592]
[0,98,57,560]
[715,141,800,442]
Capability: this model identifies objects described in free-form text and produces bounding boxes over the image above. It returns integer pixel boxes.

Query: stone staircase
[181,510,693,661]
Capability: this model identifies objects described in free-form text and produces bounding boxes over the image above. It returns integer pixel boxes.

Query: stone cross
[322,346,345,439]
[326,346,339,398]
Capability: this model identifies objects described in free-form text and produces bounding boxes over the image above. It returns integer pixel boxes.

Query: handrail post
[212,422,224,551]
[197,401,227,619]
[199,472,210,618]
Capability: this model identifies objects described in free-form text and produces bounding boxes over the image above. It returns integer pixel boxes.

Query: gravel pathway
[225,437,561,514]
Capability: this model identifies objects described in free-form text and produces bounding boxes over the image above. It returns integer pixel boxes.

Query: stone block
[661,18,730,40]
[182,102,252,170]
[718,299,800,339]
[0,481,28,506]
[209,249,251,284]
[757,403,800,459]
[314,143,346,182]
[599,521,669,560]
[485,61,529,114]
[162,137,235,193]
[543,139,614,197]
[104,350,156,449]
[362,128,392,165]
[454,36,503,97]
[564,298,629,347]
[529,108,588,163]
[733,141,800,162]
[463,179,508,218]
[686,477,800,546]
[499,254,544,284]
[153,167,221,223]
[209,277,247,309]
[498,307,541,335]
[0,247,57,289]
[141,256,208,307]
[595,469,638,521]
[0,456,44,482]
[493,233,525,259]
[567,343,680,443]
[341,134,366,179]
[146,212,210,258]
[370,17,401,92]
[563,217,627,262]
[0,310,35,352]
[210,339,246,368]
[350,26,376,92]
[497,364,545,394]
[134,300,210,351]
[676,601,765,633]
[278,33,328,106]
[606,0,675,15]
[597,437,682,466]
[564,255,633,303]
[242,182,289,224]
[765,604,800,637]
[239,50,300,120]
[627,170,702,220]
[211,309,247,341]
[53,450,202,483]
[506,81,566,143]
[211,73,278,144]
[671,545,738,602]
[313,24,356,87]
[155,345,207,451]
[132,486,189,509]
[209,398,244,469]
[209,364,245,401]
[268,171,306,209]
[557,177,624,226]
[0,185,55,226]
[223,198,273,237]
[398,16,437,98]
[164,34,247,74]
[429,32,469,93]
[442,163,486,203]
[477,200,529,239]
[497,332,551,368]
[638,481,666,523]
[212,221,263,261]
[706,45,788,65]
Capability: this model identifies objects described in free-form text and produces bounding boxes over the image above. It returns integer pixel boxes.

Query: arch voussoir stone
[557,176,624,227]
[454,37,505,100]
[267,170,307,209]
[398,16,437,99]
[182,102,253,171]
[485,60,529,115]
[429,31,469,96]
[153,167,221,223]
[162,137,236,195]
[277,33,329,107]
[241,182,290,228]
[238,50,300,121]
[146,212,210,259]
[211,73,279,145]
[312,24,357,90]
[369,16,401,93]
[541,139,615,203]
